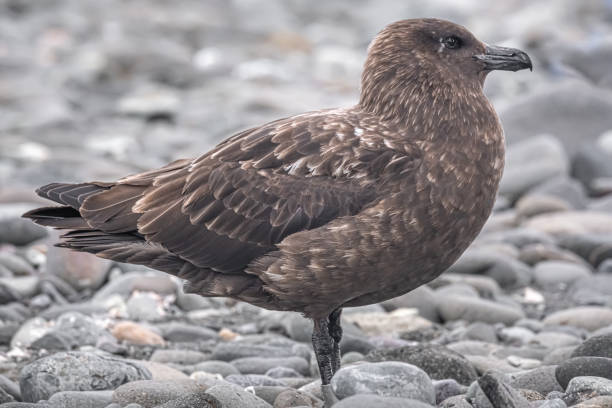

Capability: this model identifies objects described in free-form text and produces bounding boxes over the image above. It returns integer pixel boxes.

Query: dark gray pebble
[112,380,206,407]
[47,390,113,408]
[19,351,151,402]
[366,344,478,385]
[152,389,221,408]
[556,356,612,389]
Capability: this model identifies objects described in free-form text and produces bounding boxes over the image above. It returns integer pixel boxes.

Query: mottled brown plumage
[25,18,531,399]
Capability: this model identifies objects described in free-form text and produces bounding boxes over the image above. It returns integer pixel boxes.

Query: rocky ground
[1,0,612,407]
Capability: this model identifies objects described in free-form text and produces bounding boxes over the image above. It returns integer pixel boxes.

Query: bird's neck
[358,69,494,143]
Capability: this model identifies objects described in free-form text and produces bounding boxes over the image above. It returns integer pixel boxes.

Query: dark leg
[312,317,339,407]
[328,308,343,374]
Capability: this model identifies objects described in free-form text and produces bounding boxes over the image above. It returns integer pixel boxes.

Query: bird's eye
[443,36,462,49]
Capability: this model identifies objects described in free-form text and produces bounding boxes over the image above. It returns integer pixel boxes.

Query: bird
[24,18,531,406]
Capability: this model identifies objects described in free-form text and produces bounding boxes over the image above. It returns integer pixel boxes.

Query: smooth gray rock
[149,349,208,365]
[192,361,240,377]
[566,375,612,396]
[157,322,219,342]
[533,260,591,287]
[366,344,477,385]
[231,356,309,376]
[19,351,151,402]
[152,389,221,408]
[265,366,303,378]
[92,272,176,302]
[225,374,286,388]
[205,384,272,408]
[478,370,530,408]
[30,312,115,351]
[499,135,568,200]
[499,81,612,157]
[434,379,466,405]
[572,334,612,359]
[439,395,472,407]
[381,286,440,322]
[112,380,206,407]
[556,357,612,389]
[331,362,435,404]
[436,295,525,325]
[273,389,322,408]
[537,399,567,408]
[333,394,434,408]
[509,366,563,395]
[48,390,114,408]
[0,374,20,401]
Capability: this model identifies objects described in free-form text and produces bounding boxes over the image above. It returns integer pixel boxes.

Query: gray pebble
[192,361,240,377]
[331,361,435,404]
[265,367,303,378]
[149,349,208,365]
[205,384,272,408]
[231,356,309,376]
[112,380,206,407]
[152,389,221,408]
[48,390,113,408]
[367,344,478,385]
[556,356,612,389]
[478,370,530,408]
[509,366,563,395]
[19,351,151,402]
[571,333,612,359]
[333,394,434,408]
[434,379,466,404]
[437,295,524,325]
[225,374,287,388]
[157,322,219,342]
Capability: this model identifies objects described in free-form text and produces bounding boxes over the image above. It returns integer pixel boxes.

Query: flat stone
[566,376,612,396]
[205,384,272,408]
[150,349,208,365]
[135,361,189,381]
[366,344,478,385]
[380,286,440,322]
[543,307,612,331]
[45,246,111,290]
[509,366,563,395]
[153,389,222,408]
[157,322,219,342]
[93,271,177,302]
[112,380,206,407]
[111,321,165,346]
[225,374,286,388]
[556,357,612,389]
[30,312,115,351]
[572,334,612,359]
[19,351,151,402]
[342,308,431,336]
[499,135,568,200]
[47,390,114,408]
[572,396,612,407]
[525,212,612,237]
[273,389,322,408]
[333,394,434,408]
[331,361,435,404]
[436,295,524,325]
[231,356,309,376]
[478,370,530,408]
[433,379,465,405]
[533,260,591,287]
[192,361,240,377]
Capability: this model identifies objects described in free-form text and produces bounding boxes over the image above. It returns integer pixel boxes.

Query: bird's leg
[328,308,343,375]
[312,317,338,407]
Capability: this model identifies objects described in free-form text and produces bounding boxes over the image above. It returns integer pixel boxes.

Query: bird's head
[360,18,532,115]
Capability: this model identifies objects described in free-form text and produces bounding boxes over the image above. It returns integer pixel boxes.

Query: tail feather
[23,206,90,229]
[36,182,108,209]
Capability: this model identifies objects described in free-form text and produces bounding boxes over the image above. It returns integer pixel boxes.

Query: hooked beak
[473,44,532,72]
